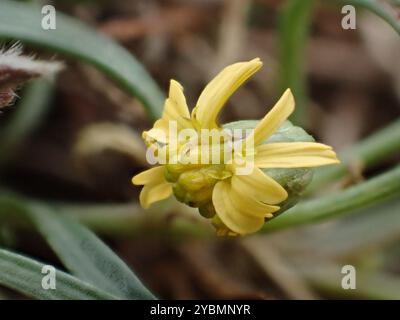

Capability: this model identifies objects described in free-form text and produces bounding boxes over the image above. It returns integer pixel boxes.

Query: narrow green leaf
[0,248,117,300]
[0,0,164,119]
[23,201,156,300]
[278,0,315,127]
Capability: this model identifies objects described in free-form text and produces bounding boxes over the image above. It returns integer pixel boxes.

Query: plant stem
[308,119,400,192]
[262,165,400,232]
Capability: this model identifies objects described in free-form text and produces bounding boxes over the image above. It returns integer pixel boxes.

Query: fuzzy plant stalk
[0,43,63,109]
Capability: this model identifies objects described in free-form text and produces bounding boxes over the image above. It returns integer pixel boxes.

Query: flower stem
[262,165,400,232]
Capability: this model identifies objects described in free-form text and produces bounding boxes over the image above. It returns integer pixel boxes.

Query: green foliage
[27,202,156,300]
[278,0,315,127]
[0,248,118,300]
[0,0,399,300]
[0,193,155,300]
[278,0,400,128]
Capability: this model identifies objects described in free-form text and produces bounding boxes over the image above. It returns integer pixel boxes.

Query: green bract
[224,120,314,216]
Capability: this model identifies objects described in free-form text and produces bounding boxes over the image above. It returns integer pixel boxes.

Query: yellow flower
[132,58,340,235]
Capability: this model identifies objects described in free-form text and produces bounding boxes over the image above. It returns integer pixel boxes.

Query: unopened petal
[165,80,190,120]
[162,80,192,128]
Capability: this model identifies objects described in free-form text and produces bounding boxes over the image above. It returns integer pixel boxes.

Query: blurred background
[0,0,399,299]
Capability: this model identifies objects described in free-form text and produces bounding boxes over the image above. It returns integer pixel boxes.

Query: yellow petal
[143,119,169,144]
[139,182,172,209]
[212,180,265,235]
[255,142,340,168]
[231,167,288,205]
[162,80,191,128]
[195,58,263,129]
[132,166,166,185]
[132,166,172,208]
[230,186,280,218]
[165,79,190,120]
[247,89,295,146]
[143,80,192,145]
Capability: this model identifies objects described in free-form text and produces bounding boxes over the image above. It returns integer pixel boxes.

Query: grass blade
[278,0,315,127]
[0,193,155,299]
[25,201,155,299]
[0,248,117,300]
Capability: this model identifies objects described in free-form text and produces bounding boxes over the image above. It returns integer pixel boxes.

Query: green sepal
[223,120,314,216]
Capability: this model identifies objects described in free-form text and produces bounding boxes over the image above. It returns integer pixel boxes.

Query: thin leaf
[24,201,156,300]
[0,248,117,300]
[278,0,315,127]
[0,0,164,119]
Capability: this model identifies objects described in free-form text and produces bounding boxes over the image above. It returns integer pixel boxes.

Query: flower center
[156,127,250,218]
